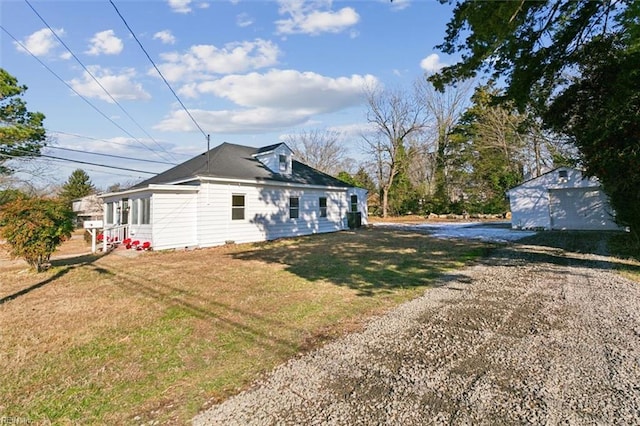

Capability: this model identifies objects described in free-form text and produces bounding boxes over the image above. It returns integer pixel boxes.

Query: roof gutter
[99,184,199,199]
[198,175,351,191]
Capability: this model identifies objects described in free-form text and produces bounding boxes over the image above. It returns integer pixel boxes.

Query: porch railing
[102,224,129,251]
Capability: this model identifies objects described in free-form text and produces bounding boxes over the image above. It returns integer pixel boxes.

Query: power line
[48,129,192,159]
[1,153,152,179]
[109,0,209,139]
[5,149,156,174]
[0,25,170,165]
[45,145,176,165]
[22,0,178,164]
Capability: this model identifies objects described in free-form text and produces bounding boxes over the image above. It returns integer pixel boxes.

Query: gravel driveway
[194,240,640,425]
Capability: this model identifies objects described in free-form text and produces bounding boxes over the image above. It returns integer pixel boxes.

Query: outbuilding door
[548,188,617,230]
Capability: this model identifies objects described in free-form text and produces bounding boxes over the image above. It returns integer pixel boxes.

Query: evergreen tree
[431,0,639,241]
[0,69,46,175]
[59,169,95,204]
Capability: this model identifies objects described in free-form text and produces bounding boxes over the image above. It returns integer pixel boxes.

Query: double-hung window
[350,195,358,212]
[106,202,114,224]
[131,199,139,224]
[319,197,327,218]
[141,198,151,224]
[279,154,287,172]
[290,197,299,219]
[232,195,245,220]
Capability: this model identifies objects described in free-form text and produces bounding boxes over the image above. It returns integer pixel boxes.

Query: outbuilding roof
[131,142,352,189]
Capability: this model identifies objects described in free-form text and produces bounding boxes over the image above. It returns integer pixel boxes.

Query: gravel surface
[194,241,640,425]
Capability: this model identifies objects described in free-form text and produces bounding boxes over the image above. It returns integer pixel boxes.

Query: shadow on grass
[0,253,105,305]
[108,263,308,356]
[231,227,492,297]
[482,230,640,277]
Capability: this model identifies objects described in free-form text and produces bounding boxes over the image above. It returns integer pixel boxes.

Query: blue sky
[1,0,457,190]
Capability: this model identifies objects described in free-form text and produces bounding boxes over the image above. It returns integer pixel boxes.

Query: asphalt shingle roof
[132,142,351,189]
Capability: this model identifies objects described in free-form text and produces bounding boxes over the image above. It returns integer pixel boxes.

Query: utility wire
[0,25,169,164]
[6,149,156,174]
[46,145,176,165]
[48,130,192,159]
[2,153,150,179]
[109,0,209,139]
[22,0,178,164]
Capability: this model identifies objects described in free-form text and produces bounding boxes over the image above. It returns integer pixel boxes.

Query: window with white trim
[279,154,287,172]
[319,197,327,218]
[141,198,151,224]
[232,195,245,220]
[106,202,114,224]
[290,197,299,219]
[131,199,139,224]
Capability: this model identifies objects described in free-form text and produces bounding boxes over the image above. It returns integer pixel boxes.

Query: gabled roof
[131,142,351,189]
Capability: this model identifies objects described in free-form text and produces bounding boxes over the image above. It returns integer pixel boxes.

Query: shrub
[0,197,74,272]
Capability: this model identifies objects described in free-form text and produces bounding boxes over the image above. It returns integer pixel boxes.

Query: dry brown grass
[0,227,491,424]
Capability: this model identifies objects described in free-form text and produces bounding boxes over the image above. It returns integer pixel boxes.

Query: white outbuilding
[507,167,621,231]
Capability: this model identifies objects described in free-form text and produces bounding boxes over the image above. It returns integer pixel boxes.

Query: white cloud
[390,0,411,11]
[276,0,360,35]
[196,70,376,111]
[69,66,151,103]
[420,53,447,73]
[236,13,254,28]
[60,51,72,60]
[153,30,176,45]
[154,107,312,134]
[168,0,192,13]
[155,69,379,134]
[86,30,123,56]
[154,39,280,82]
[15,28,63,56]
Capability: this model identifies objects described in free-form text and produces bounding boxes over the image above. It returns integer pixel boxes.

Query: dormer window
[558,169,568,183]
[253,143,293,175]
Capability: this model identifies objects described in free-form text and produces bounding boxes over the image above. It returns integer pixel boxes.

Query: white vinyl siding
[195,183,350,248]
[102,181,367,251]
[508,167,619,231]
[151,192,197,250]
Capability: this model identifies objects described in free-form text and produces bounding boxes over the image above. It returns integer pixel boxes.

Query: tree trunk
[381,186,390,218]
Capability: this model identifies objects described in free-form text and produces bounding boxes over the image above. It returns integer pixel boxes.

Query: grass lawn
[0,227,493,424]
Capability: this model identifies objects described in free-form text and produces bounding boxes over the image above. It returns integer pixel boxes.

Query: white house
[99,142,368,251]
[71,194,103,227]
[506,167,620,231]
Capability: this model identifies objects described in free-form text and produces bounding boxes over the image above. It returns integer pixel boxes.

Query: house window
[106,202,114,224]
[141,198,151,224]
[558,170,568,183]
[290,197,299,219]
[350,195,358,212]
[279,154,287,172]
[131,199,139,224]
[319,197,327,218]
[232,195,245,220]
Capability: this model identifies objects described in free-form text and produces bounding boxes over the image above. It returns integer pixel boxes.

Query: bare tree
[283,129,353,176]
[419,78,473,208]
[363,82,430,217]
